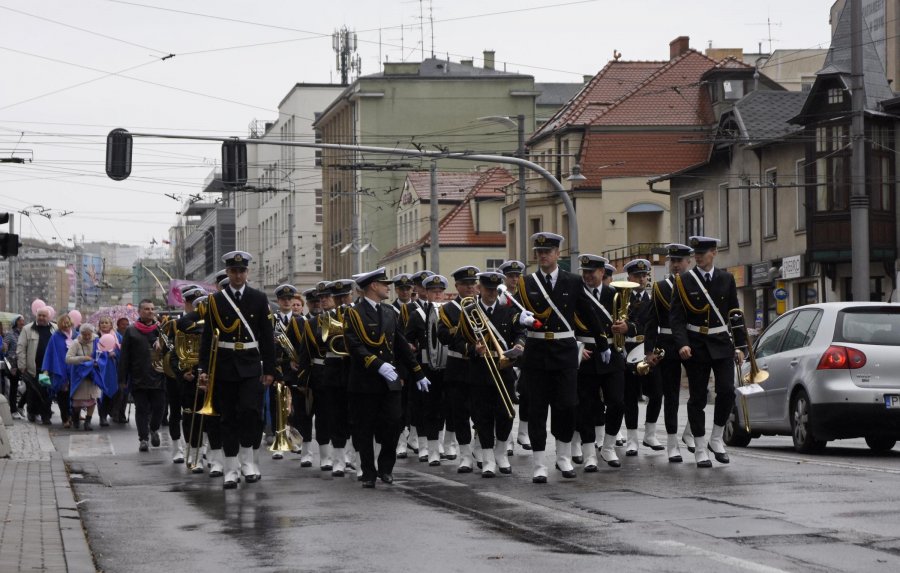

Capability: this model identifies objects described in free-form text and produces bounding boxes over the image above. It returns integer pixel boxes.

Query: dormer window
[828,88,844,104]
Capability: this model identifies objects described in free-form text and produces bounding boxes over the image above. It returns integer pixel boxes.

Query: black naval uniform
[160,317,182,442]
[319,306,352,452]
[289,313,320,448]
[461,298,525,449]
[517,270,610,452]
[392,299,416,443]
[575,282,624,444]
[272,309,305,439]
[171,310,222,452]
[405,299,445,442]
[198,286,276,457]
[643,275,685,436]
[669,267,746,437]
[624,288,659,430]
[437,296,472,448]
[342,297,425,483]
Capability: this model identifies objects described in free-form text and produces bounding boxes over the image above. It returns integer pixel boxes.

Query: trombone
[460,296,516,420]
[188,328,220,471]
[728,309,768,433]
[609,280,640,353]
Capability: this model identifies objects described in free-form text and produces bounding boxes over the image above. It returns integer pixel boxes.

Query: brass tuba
[269,381,297,453]
[609,280,640,352]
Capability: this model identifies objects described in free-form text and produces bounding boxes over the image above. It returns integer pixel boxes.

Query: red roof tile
[577,131,712,182]
[405,171,485,202]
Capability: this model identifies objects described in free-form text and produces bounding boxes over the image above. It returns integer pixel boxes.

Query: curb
[52,453,97,573]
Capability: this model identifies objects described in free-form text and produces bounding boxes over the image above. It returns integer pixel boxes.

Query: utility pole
[287,185,295,284]
[516,114,527,265]
[430,162,439,274]
[850,0,869,302]
[7,214,15,312]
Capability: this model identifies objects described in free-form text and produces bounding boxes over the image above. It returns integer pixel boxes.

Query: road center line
[653,540,790,573]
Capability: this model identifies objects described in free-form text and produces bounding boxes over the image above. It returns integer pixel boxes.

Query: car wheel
[791,389,826,453]
[724,405,752,447]
[864,436,897,453]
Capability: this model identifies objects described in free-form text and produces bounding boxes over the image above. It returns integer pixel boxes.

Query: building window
[764,169,777,239]
[315,189,323,224]
[795,159,806,231]
[871,124,895,212]
[718,183,729,248]
[827,88,844,104]
[508,221,516,259]
[486,258,504,271]
[737,179,751,244]
[530,217,542,236]
[814,124,850,212]
[683,194,704,242]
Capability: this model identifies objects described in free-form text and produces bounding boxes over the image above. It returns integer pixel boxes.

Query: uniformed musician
[343,267,429,488]
[461,271,525,477]
[573,254,626,470]
[169,287,205,471]
[437,266,480,473]
[410,270,434,309]
[621,259,663,456]
[669,236,746,468]
[643,243,693,462]
[270,284,300,461]
[600,261,625,448]
[390,274,418,459]
[317,279,354,476]
[517,233,613,483]
[302,287,321,318]
[498,259,530,453]
[198,251,276,489]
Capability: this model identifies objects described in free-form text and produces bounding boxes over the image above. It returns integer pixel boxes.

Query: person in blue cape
[66,323,107,431]
[42,313,75,428]
[96,316,122,427]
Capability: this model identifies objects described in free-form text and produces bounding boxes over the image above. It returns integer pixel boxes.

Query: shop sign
[782,255,803,280]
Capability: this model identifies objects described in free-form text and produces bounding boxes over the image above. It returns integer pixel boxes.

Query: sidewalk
[0,419,96,573]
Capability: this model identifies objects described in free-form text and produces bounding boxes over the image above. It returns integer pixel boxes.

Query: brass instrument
[636,347,666,375]
[175,327,202,371]
[320,311,348,357]
[460,296,516,419]
[274,317,300,363]
[609,280,640,353]
[197,328,220,416]
[269,381,298,453]
[728,309,768,433]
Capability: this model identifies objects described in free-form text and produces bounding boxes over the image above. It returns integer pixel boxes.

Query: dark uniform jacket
[669,267,746,361]
[284,314,312,388]
[322,306,351,388]
[517,270,610,370]
[198,286,276,381]
[574,283,624,375]
[459,299,525,387]
[643,276,680,362]
[169,311,203,381]
[437,297,470,382]
[342,298,424,394]
[624,288,652,358]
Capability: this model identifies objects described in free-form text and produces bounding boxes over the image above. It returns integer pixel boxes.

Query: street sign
[773,288,789,301]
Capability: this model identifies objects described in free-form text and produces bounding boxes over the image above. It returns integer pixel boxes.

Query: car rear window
[834,307,900,345]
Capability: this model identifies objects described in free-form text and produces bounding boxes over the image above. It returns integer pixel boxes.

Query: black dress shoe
[481,470,495,478]
[476,461,483,469]
[708,446,730,464]
[682,437,695,453]
[223,480,238,490]
[245,474,260,483]
[407,443,419,454]
[499,466,512,474]
[643,441,665,451]
[378,473,394,484]
[507,449,513,456]
[669,455,683,463]
[625,449,638,457]
[320,465,333,472]
[300,460,313,468]
[418,455,428,462]
[602,457,621,468]
[445,454,457,461]
[517,439,532,451]
[361,480,376,488]
[615,438,625,447]
[396,452,408,459]
[561,469,576,479]
[457,465,472,474]
[572,456,584,465]
[583,463,598,473]
[332,469,345,477]
[429,459,441,467]
[532,475,547,484]
[696,459,713,468]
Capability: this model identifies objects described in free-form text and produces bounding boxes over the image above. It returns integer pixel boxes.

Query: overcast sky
[0,0,836,248]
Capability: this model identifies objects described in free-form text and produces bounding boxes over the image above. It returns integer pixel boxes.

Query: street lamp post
[478,115,527,264]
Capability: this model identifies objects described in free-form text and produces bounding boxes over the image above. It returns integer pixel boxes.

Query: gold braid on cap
[516,275,551,321]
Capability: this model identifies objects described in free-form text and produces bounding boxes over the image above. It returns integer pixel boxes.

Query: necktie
[704,272,712,287]
[233,289,242,303]
[592,287,599,300]
[544,273,553,291]
[486,306,493,318]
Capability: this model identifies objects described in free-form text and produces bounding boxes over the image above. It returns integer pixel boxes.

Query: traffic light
[106,128,133,181]
[0,230,19,257]
[221,140,247,186]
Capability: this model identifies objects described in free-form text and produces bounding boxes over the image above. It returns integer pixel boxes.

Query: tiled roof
[578,132,712,181]
[731,90,806,143]
[710,56,754,70]
[405,172,486,202]
[532,61,666,139]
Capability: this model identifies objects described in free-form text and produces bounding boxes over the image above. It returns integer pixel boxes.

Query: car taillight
[817,345,867,370]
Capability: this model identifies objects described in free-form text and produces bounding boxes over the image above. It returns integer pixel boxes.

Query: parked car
[725,302,900,453]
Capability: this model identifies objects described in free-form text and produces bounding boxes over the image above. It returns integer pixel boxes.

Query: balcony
[602,242,667,271]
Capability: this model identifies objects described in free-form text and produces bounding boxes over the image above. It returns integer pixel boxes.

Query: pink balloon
[98,333,118,353]
[31,299,46,315]
[69,309,83,327]
[44,306,56,320]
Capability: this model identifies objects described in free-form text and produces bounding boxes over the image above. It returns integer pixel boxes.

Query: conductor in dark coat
[198,251,275,489]
[343,267,429,488]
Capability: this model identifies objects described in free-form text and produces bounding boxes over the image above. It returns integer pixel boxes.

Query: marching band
[155,232,747,490]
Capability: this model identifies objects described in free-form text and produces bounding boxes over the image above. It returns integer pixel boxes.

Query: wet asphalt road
[54,408,900,573]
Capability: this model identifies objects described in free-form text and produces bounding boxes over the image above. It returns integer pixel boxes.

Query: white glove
[377,362,398,382]
[416,377,431,392]
[600,349,612,364]
[518,309,536,327]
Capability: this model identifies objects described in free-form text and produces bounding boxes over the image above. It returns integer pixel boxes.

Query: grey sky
[0,0,835,248]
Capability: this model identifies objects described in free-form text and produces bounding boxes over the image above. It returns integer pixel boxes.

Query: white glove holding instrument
[416,377,431,392]
[378,362,398,382]
[518,309,536,327]
[600,348,612,364]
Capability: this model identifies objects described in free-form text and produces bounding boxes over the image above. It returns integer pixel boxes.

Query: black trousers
[181,379,204,449]
[469,382,514,449]
[577,365,625,443]
[685,356,736,437]
[56,388,71,424]
[624,367,662,429]
[413,367,444,440]
[214,377,264,457]
[445,377,471,445]
[290,386,314,442]
[516,369,529,424]
[659,358,684,434]
[166,377,182,440]
[132,387,165,442]
[524,366,577,451]
[349,391,402,481]
[4,371,19,413]
[318,385,350,448]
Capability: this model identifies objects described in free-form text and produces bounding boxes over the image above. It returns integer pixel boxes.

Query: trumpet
[609,280,640,352]
[460,296,516,419]
[269,381,298,453]
[728,309,768,433]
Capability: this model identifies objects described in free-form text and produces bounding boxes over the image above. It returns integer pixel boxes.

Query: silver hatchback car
[725,303,900,453]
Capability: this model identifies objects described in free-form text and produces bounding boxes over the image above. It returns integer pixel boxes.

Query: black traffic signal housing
[106,128,133,181]
[0,212,18,257]
[221,140,247,186]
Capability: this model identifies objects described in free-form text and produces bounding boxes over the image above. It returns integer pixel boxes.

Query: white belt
[658,327,673,335]
[311,358,325,366]
[217,341,259,350]
[687,324,728,335]
[325,352,345,359]
[446,350,469,360]
[526,331,575,340]
[576,336,595,344]
[625,336,645,344]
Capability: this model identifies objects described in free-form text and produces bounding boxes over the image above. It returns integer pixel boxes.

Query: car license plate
[885,395,900,409]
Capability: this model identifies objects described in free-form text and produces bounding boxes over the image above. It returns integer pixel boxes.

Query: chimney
[460,59,474,67]
[583,75,593,84]
[669,36,690,60]
[483,50,495,70]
